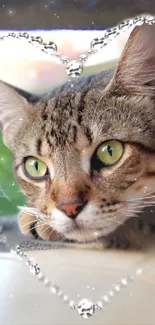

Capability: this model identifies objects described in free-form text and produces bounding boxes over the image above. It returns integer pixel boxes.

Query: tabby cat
[1,23,155,249]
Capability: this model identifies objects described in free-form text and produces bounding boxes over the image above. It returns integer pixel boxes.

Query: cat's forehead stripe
[38,139,52,157]
[36,138,42,156]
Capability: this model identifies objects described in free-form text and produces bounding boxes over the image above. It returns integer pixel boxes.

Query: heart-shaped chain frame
[0,13,155,319]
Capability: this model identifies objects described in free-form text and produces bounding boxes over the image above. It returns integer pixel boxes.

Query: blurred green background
[0,131,26,216]
[0,60,116,217]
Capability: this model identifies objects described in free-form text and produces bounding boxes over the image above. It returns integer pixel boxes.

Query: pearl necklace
[0,13,154,319]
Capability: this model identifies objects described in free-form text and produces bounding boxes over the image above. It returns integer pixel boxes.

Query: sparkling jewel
[77,299,95,319]
[57,289,63,297]
[119,19,133,31]
[8,9,16,16]
[17,251,26,259]
[66,60,83,77]
[69,300,76,309]
[136,268,143,276]
[16,245,21,253]
[63,294,69,303]
[25,259,32,266]
[30,36,43,45]
[95,301,103,310]
[38,272,45,282]
[113,284,121,292]
[79,54,88,62]
[87,49,93,56]
[11,249,16,256]
[50,284,61,295]
[105,27,119,41]
[90,37,107,51]
[44,278,51,286]
[56,52,62,58]
[145,15,155,25]
[109,290,115,297]
[121,277,128,287]
[101,294,110,303]
[8,32,16,38]
[60,56,69,64]
[42,41,57,54]
[18,32,29,39]
[16,245,25,257]
[29,263,40,275]
[133,16,145,26]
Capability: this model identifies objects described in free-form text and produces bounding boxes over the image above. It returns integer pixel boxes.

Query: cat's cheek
[18,211,37,238]
[124,176,155,201]
[15,171,47,202]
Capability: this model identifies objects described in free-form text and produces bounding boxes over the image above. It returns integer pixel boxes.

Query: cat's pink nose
[56,200,87,219]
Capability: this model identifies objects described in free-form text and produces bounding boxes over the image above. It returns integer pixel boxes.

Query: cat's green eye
[96,140,123,166]
[23,157,48,180]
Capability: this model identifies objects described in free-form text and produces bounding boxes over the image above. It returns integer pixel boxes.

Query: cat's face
[1,23,155,243]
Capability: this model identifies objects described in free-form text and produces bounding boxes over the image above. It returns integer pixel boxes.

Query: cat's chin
[63,227,111,243]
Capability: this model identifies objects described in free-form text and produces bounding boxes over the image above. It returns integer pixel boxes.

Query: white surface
[0,248,155,324]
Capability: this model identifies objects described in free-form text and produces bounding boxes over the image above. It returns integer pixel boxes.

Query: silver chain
[0,226,144,319]
[11,243,143,319]
[0,14,154,78]
[0,13,154,319]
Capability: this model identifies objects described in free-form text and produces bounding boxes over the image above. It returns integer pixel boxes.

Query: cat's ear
[111,23,155,95]
[0,80,32,149]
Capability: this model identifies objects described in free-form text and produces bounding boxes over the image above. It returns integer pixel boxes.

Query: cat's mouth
[63,222,115,243]
[31,204,127,242]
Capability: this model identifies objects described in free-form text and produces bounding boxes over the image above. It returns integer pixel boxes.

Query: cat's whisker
[127,196,155,202]
[18,206,50,222]
[131,201,155,206]
[131,202,155,208]
[18,205,40,216]
[126,212,140,218]
[127,190,155,202]
[18,205,38,212]
[109,218,124,226]
[38,225,52,238]
[48,228,55,240]
[19,216,40,228]
[129,204,146,209]
[127,207,142,214]
[19,219,39,229]
[104,213,125,226]
[144,201,155,205]
[127,210,143,216]
[20,215,50,230]
[128,205,144,211]
[23,221,49,235]
[47,227,63,242]
[32,220,50,229]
